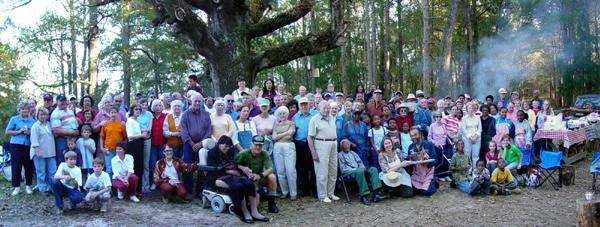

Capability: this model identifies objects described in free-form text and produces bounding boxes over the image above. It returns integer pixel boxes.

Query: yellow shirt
[210,113,235,141]
[308,113,337,140]
[491,167,514,184]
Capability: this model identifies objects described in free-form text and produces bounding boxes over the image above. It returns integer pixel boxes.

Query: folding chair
[535,150,562,190]
[590,151,600,193]
[0,142,11,181]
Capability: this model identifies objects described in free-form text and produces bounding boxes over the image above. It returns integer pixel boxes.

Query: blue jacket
[413,105,431,132]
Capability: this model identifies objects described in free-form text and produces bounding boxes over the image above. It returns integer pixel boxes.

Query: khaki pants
[313,140,338,199]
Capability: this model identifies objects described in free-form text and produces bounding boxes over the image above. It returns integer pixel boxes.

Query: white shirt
[126,118,142,141]
[84,171,112,192]
[162,113,182,138]
[161,160,181,183]
[55,162,82,190]
[111,154,134,179]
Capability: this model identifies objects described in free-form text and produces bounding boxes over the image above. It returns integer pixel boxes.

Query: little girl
[486,140,500,173]
[361,113,372,131]
[368,114,387,172]
[399,122,412,159]
[386,118,401,150]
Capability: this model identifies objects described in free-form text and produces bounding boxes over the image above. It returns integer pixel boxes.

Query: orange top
[100,120,127,151]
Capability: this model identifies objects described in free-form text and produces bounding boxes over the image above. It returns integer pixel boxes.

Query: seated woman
[499,135,523,171]
[111,141,140,203]
[378,138,413,198]
[206,136,268,223]
[154,143,198,203]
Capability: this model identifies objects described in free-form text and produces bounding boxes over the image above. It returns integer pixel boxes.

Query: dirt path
[0,156,595,226]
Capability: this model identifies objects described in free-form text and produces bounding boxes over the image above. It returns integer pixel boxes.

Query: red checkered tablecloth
[534,128,588,144]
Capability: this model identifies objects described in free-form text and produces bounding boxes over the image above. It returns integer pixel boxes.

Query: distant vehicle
[574,94,600,110]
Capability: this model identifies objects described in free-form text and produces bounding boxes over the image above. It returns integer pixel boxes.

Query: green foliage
[0,42,28,142]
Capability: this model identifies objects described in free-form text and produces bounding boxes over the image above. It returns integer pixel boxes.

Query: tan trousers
[313,140,338,199]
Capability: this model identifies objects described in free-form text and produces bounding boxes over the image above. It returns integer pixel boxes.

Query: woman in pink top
[428,111,450,181]
[443,105,460,146]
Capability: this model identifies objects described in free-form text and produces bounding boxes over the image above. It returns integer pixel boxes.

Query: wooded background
[0,0,599,140]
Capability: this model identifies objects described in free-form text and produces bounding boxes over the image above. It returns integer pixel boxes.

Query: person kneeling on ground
[52,151,84,215]
[84,157,111,212]
[450,140,473,194]
[111,141,140,202]
[235,135,279,213]
[378,137,413,198]
[490,158,521,195]
[469,159,491,196]
[338,139,386,205]
[154,143,198,203]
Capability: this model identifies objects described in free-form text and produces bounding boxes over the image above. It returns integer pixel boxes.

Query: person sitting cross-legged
[338,139,386,205]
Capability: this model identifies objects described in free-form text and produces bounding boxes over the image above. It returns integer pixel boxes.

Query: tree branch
[252,28,347,73]
[248,0,315,39]
[249,0,274,24]
[183,0,212,12]
[0,0,31,12]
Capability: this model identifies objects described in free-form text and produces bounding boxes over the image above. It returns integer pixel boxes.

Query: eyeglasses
[434,116,442,118]
[134,108,141,111]
[164,150,173,153]
[227,100,234,102]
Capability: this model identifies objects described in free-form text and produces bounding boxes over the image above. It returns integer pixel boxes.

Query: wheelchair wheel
[211,195,226,213]
[228,204,235,214]
[201,196,210,209]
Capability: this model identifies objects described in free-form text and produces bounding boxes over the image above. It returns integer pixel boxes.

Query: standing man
[67,94,81,115]
[186,74,203,95]
[323,83,337,99]
[27,99,37,119]
[242,92,260,119]
[367,90,385,116]
[271,95,282,114]
[364,84,377,104]
[294,86,307,101]
[280,93,290,106]
[113,95,128,115]
[511,91,520,103]
[180,93,212,199]
[307,101,339,203]
[172,92,183,102]
[276,83,286,95]
[494,88,510,107]
[530,90,543,110]
[235,135,279,213]
[135,92,143,101]
[292,97,317,198]
[50,94,79,163]
[224,94,239,120]
[43,94,54,116]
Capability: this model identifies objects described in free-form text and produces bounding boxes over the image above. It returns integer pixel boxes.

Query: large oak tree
[98,0,348,96]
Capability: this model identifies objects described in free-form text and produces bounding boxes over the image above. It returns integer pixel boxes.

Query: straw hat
[382,172,403,187]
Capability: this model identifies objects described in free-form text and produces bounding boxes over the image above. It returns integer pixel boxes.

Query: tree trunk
[398,0,404,93]
[371,0,377,86]
[121,3,131,107]
[87,0,99,97]
[70,0,77,97]
[435,0,461,98]
[576,199,600,227]
[461,0,473,94]
[383,0,391,97]
[365,0,373,86]
[422,0,431,96]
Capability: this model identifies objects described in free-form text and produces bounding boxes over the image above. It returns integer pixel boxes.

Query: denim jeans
[182,144,203,195]
[469,179,491,195]
[149,145,164,186]
[52,179,83,209]
[32,156,57,192]
[142,139,151,191]
[104,150,116,179]
[456,180,471,193]
[85,191,111,202]
[55,137,67,163]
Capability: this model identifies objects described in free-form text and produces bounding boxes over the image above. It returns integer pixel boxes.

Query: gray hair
[213,99,226,107]
[161,93,170,100]
[151,99,164,112]
[17,101,28,111]
[432,111,443,122]
[275,106,289,117]
[305,93,315,99]
[171,100,183,107]
[191,93,204,102]
[318,100,329,109]
[340,139,351,147]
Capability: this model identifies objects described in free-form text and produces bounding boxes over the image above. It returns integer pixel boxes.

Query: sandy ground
[0,155,595,227]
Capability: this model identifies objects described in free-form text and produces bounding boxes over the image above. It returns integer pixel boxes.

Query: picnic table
[535,128,588,164]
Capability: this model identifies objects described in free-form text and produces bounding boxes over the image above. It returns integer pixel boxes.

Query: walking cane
[338,169,351,203]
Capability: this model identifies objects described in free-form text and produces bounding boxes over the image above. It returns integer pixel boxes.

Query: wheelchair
[196,139,235,214]
[1,142,12,181]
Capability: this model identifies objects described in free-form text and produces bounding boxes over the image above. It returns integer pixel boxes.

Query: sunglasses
[134,108,141,111]
[227,100,234,102]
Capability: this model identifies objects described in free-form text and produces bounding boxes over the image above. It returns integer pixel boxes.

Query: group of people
[5,73,554,223]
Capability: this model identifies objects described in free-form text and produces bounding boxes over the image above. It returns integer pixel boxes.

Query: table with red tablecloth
[534,128,588,164]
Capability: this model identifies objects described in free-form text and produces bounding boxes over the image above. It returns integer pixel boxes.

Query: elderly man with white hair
[161,93,172,114]
[294,86,307,101]
[91,95,127,160]
[180,93,212,199]
[163,100,185,159]
[308,101,339,203]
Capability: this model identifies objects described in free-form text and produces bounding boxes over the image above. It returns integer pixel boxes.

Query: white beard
[407,103,416,112]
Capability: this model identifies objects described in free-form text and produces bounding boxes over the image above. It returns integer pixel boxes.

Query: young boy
[399,122,412,159]
[468,159,491,196]
[490,158,522,195]
[77,125,96,186]
[52,151,84,215]
[63,137,83,170]
[84,158,111,212]
[99,106,127,178]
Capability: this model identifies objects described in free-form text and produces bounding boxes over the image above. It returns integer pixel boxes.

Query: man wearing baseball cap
[50,94,80,163]
[43,94,54,116]
[67,94,81,114]
[235,135,279,213]
[494,88,510,107]
[292,97,318,198]
[367,90,386,116]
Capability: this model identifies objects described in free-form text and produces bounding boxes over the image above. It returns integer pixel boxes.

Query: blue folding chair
[590,151,600,193]
[535,150,562,190]
[519,148,531,166]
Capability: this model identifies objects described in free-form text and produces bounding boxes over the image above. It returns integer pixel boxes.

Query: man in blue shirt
[292,97,317,198]
[493,88,510,108]
[223,94,239,121]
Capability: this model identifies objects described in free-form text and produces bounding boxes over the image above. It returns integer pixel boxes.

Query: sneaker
[444,176,452,181]
[438,177,445,182]
[150,184,157,190]
[130,195,140,203]
[329,195,340,201]
[40,191,49,197]
[511,188,522,194]
[279,194,288,199]
[12,187,20,196]
[491,190,498,196]
[117,191,124,199]
[25,186,33,195]
[321,197,332,203]
[163,197,169,204]
[100,201,107,213]
[290,196,297,201]
[56,207,64,215]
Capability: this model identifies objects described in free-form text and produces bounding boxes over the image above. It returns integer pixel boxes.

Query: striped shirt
[443,116,460,134]
[50,108,79,132]
[273,121,295,143]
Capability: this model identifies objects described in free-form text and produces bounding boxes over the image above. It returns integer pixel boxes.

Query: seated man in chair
[235,135,279,213]
[338,139,386,205]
